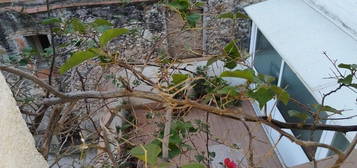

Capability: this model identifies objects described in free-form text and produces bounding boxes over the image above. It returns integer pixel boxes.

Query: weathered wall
[166,10,203,58]
[0,1,166,62]
[0,71,48,168]
[0,0,265,60]
[204,0,264,54]
[0,0,150,12]
[0,10,40,57]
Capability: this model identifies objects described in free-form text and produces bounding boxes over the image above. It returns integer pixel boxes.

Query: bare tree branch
[162,106,173,160]
[331,135,357,168]
[0,65,65,98]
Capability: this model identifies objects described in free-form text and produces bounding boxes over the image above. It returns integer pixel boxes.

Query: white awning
[245,0,357,140]
[304,0,357,41]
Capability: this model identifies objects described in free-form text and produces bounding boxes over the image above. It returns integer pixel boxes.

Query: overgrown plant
[0,1,357,168]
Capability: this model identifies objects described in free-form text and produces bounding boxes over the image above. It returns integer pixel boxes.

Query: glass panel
[277,64,326,141]
[253,29,350,159]
[327,132,350,156]
[254,31,282,85]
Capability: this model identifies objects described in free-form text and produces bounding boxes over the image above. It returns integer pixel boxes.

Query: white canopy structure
[304,0,357,41]
[245,0,357,166]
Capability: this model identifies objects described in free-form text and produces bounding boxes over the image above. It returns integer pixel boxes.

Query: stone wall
[0,0,150,11]
[203,0,264,54]
[0,1,166,63]
[0,0,266,61]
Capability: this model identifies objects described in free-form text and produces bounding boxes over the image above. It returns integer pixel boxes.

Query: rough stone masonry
[0,0,264,61]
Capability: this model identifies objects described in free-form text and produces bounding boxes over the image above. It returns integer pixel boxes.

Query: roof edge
[302,0,357,42]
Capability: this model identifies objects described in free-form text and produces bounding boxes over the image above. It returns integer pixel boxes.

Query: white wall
[0,72,48,168]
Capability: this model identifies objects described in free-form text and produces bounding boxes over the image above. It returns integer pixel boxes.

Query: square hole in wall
[25,34,50,52]
[24,34,51,69]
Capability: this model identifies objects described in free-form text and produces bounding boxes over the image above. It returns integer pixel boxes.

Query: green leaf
[88,48,106,57]
[224,40,240,59]
[70,18,86,34]
[186,13,201,27]
[288,110,309,120]
[338,63,357,70]
[194,1,205,7]
[171,120,195,133]
[321,105,342,114]
[206,56,219,66]
[52,27,61,33]
[59,50,97,74]
[172,74,189,85]
[181,163,205,168]
[216,86,239,96]
[168,0,190,11]
[99,28,129,47]
[271,86,290,105]
[224,59,237,69]
[42,17,62,25]
[221,69,256,82]
[223,40,241,69]
[338,74,353,85]
[350,83,357,89]
[91,18,113,27]
[208,151,216,158]
[168,146,181,159]
[194,154,205,162]
[169,133,183,144]
[130,143,161,165]
[312,104,342,114]
[18,58,29,66]
[91,19,113,33]
[256,74,276,83]
[248,87,274,109]
[96,25,112,33]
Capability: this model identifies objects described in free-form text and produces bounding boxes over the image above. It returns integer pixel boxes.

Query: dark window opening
[24,34,51,69]
[25,34,50,52]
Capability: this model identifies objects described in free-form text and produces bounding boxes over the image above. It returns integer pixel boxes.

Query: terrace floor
[132,100,284,168]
